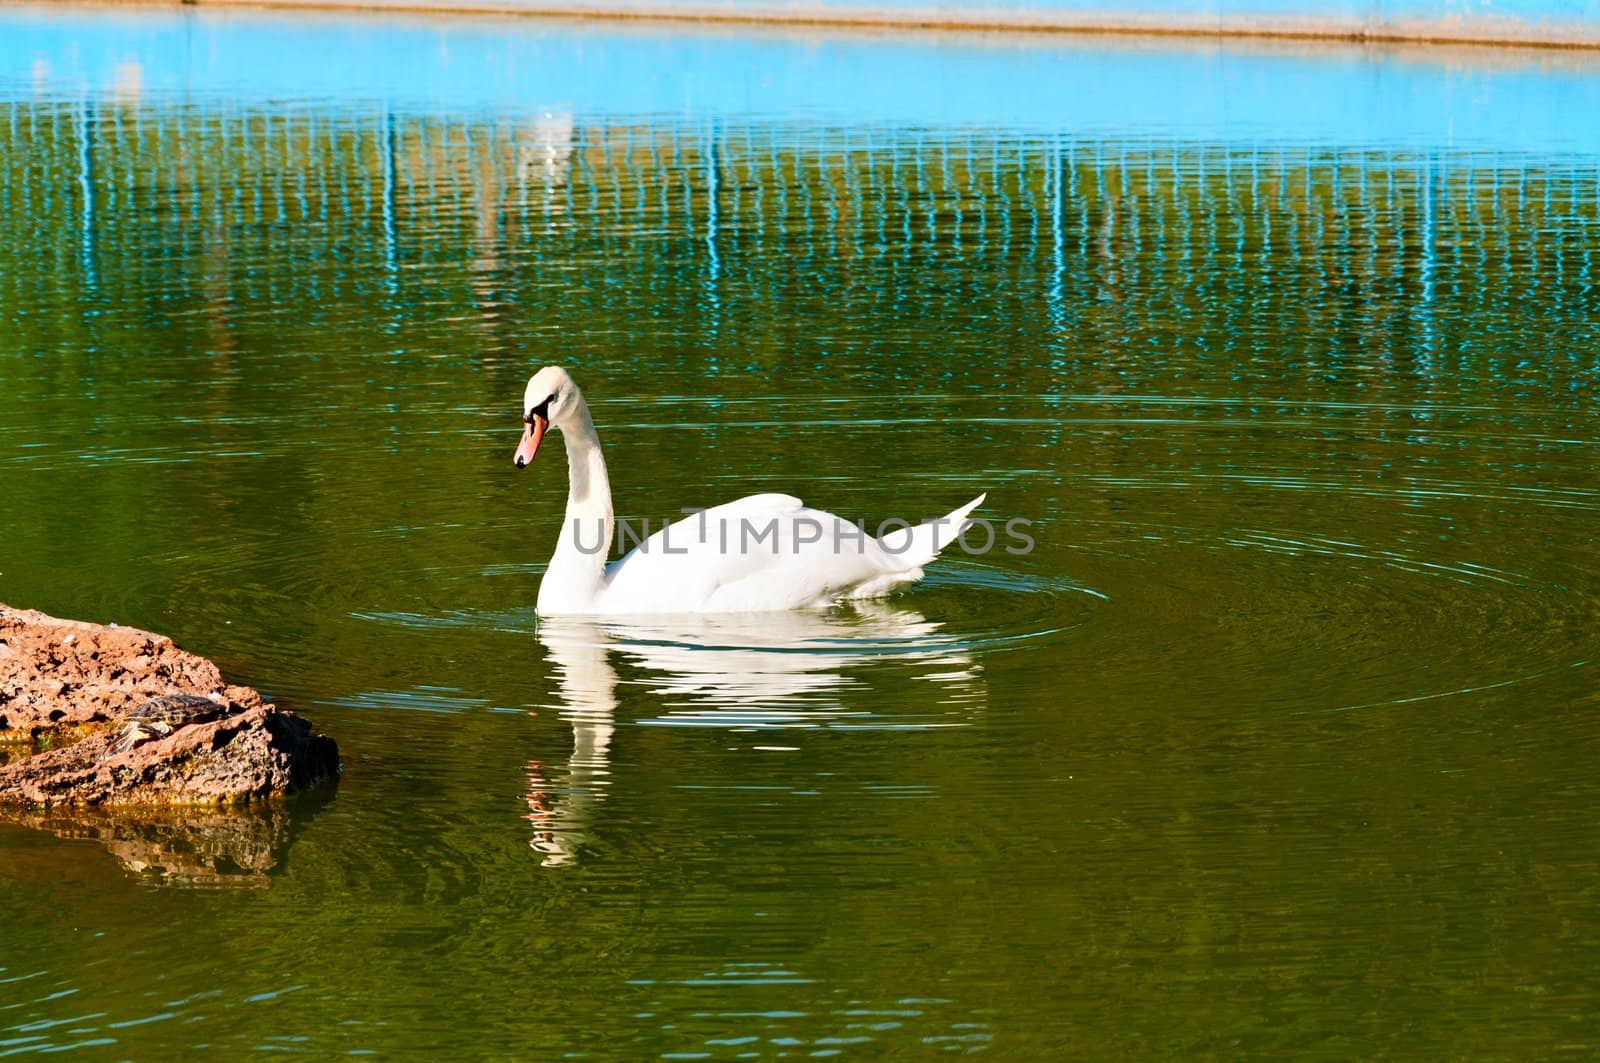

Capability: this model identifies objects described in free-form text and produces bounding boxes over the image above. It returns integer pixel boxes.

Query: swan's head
[514,365,579,469]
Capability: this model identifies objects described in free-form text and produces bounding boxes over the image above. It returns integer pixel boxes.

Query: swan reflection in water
[524,603,982,866]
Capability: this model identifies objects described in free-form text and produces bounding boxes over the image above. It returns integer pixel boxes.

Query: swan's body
[514,366,985,616]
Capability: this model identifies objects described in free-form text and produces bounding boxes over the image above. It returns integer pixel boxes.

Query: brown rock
[0,603,264,738]
[0,603,337,808]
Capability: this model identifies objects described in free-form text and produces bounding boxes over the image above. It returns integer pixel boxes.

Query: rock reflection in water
[526,604,980,866]
[1,800,324,889]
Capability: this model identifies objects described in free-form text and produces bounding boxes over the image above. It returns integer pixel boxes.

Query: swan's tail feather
[878,493,987,571]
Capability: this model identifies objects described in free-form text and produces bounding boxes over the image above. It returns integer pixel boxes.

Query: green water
[5,20,1600,1060]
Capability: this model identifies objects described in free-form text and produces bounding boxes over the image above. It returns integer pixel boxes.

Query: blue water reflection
[7,7,1600,154]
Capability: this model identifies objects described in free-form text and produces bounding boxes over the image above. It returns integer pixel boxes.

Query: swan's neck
[538,398,614,612]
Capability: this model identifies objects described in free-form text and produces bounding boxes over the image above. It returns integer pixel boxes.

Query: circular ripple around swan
[1053,513,1595,719]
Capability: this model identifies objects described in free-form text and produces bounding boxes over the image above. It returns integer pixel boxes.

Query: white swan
[512,366,985,616]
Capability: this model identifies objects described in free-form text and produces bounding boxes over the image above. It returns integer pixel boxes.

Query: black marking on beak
[524,395,553,425]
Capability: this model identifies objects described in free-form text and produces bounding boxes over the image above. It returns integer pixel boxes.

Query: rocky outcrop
[0,604,338,809]
[0,604,263,736]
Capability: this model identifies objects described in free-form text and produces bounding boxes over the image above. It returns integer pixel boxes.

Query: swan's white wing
[601,493,912,612]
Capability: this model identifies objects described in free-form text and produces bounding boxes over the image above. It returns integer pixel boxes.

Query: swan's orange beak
[514,413,547,469]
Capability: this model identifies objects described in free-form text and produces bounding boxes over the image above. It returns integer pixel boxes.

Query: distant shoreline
[43,0,1600,52]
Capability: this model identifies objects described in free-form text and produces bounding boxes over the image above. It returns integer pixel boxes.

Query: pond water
[3,8,1600,1058]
